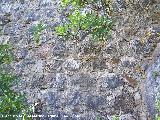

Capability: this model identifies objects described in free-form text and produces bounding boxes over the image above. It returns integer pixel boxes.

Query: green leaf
[57,0,113,41]
[32,23,45,44]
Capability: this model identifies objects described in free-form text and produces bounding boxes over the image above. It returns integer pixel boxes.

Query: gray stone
[0,4,12,14]
[30,75,45,89]
[92,58,107,70]
[31,59,44,74]
[131,39,143,55]
[144,56,160,119]
[0,0,15,3]
[1,0,159,119]
[105,44,117,55]
[44,59,63,72]
[64,58,80,71]
[59,112,70,120]
[24,10,40,23]
[44,91,60,108]
[15,48,28,60]
[14,62,26,76]
[0,35,10,44]
[55,73,67,91]
[0,14,11,25]
[46,9,56,18]
[121,57,136,68]
[101,74,124,90]
[153,27,160,34]
[53,40,66,57]
[19,0,25,4]
[85,95,106,110]
[71,73,97,91]
[39,0,53,7]
[14,58,35,76]
[114,90,135,114]
[131,39,154,56]
[116,0,126,10]
[68,92,81,106]
[119,114,135,120]
[22,58,36,65]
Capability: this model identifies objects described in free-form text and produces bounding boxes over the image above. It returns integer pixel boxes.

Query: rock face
[0,0,159,119]
[143,51,160,119]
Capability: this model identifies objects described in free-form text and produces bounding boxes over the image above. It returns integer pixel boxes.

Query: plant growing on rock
[112,115,119,120]
[96,116,102,120]
[153,70,160,80]
[0,44,13,64]
[55,0,113,41]
[156,98,160,120]
[0,44,31,120]
[32,22,46,44]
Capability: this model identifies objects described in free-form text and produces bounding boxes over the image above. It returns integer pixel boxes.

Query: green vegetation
[0,44,13,64]
[32,22,46,44]
[156,98,160,120]
[153,70,160,80]
[96,116,102,120]
[0,44,31,120]
[112,115,119,120]
[55,0,113,41]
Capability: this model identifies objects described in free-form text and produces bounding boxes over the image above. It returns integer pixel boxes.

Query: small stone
[134,92,141,101]
[68,92,81,106]
[53,40,66,57]
[55,73,67,91]
[121,57,136,68]
[92,58,107,70]
[39,0,53,6]
[64,58,80,71]
[114,90,135,113]
[105,44,117,55]
[115,0,126,11]
[37,44,52,59]
[131,39,155,55]
[15,48,28,60]
[100,73,124,90]
[42,91,60,108]
[119,114,135,120]
[32,60,44,74]
[24,11,40,23]
[44,59,63,72]
[46,9,56,18]
[14,63,24,75]
[0,35,10,44]
[19,0,25,4]
[153,27,160,34]
[71,73,97,91]
[0,4,12,14]
[0,14,11,25]
[85,95,106,110]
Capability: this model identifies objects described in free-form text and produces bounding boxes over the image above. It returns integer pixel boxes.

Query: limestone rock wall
[0,0,160,119]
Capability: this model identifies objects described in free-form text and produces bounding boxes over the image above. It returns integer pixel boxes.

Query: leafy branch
[0,44,31,120]
[56,0,113,41]
[32,23,46,44]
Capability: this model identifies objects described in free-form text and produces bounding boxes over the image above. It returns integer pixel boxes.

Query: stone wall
[0,0,160,119]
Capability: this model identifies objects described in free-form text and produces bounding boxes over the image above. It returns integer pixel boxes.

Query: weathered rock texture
[0,0,160,119]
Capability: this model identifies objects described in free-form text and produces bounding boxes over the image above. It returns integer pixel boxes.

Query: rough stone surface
[0,0,159,119]
[143,56,160,119]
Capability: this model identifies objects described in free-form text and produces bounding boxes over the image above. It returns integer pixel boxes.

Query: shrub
[32,22,46,44]
[0,44,13,64]
[0,44,31,120]
[156,98,160,120]
[55,0,113,41]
